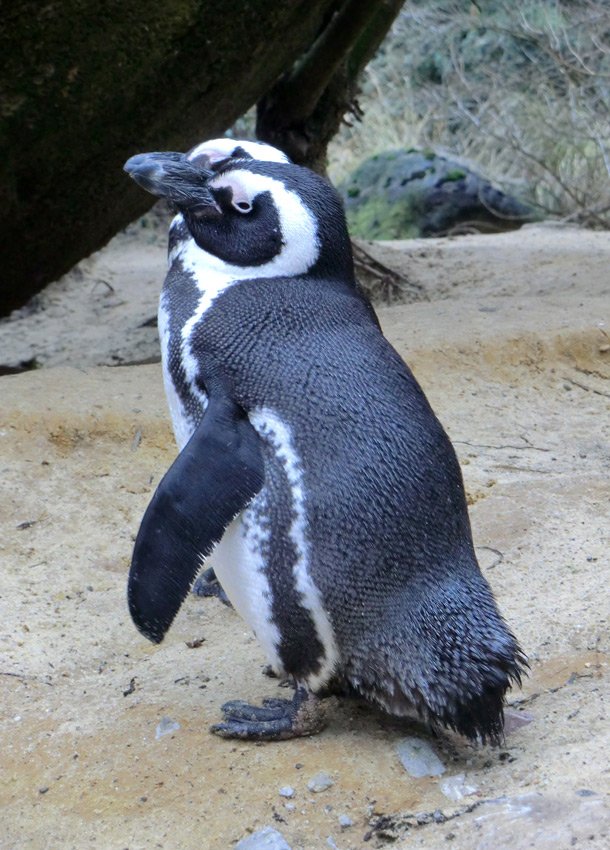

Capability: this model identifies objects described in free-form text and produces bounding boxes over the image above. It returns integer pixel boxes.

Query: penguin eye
[233,200,252,214]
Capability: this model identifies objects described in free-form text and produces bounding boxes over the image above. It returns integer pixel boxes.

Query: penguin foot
[192,567,232,607]
[210,686,326,740]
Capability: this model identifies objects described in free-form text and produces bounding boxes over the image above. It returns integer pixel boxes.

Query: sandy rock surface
[1,222,609,848]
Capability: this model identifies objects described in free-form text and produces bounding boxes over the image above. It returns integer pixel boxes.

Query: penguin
[124,139,526,744]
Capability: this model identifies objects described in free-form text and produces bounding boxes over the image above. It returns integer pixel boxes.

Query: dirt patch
[1,223,609,848]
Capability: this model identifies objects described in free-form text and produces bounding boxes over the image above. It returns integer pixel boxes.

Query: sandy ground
[1,222,609,849]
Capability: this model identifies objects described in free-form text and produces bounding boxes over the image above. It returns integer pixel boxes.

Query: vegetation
[329,0,610,228]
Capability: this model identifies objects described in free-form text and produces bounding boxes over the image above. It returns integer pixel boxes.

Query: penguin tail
[346,570,527,746]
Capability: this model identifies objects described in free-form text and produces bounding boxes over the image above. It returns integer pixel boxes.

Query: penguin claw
[261,696,295,708]
[210,687,326,740]
[192,567,232,606]
[218,699,290,722]
[211,717,294,740]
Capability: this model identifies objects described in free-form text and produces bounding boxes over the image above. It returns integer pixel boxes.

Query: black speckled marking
[168,216,190,256]
[161,254,205,432]
[229,145,252,161]
[247,439,325,681]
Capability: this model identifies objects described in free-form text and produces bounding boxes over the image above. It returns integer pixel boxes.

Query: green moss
[444,168,466,181]
[347,186,360,197]
[345,195,422,240]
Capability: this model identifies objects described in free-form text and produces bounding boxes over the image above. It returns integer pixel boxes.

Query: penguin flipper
[210,687,326,740]
[127,370,264,644]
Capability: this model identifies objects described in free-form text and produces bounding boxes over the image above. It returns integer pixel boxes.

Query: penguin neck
[168,212,357,291]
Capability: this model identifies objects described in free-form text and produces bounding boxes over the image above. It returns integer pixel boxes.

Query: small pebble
[39,787,49,794]
[307,772,334,792]
[285,803,295,812]
[327,838,339,849]
[279,786,295,798]
[439,773,478,801]
[234,827,292,850]
[338,814,354,828]
[155,716,180,739]
[503,708,535,736]
[396,737,446,778]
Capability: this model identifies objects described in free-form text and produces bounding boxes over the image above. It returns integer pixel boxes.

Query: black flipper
[127,364,264,644]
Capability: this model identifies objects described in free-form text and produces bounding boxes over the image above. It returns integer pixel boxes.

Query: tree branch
[268,0,391,126]
[256,0,403,171]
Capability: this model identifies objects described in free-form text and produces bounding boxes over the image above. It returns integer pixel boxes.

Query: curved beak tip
[123,150,216,208]
[124,153,146,174]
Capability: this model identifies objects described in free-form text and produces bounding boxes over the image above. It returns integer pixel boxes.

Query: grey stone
[439,773,478,801]
[234,827,292,850]
[341,149,537,241]
[338,814,354,828]
[279,786,295,798]
[471,792,610,849]
[307,771,334,792]
[396,737,446,778]
[155,717,180,739]
[503,708,534,735]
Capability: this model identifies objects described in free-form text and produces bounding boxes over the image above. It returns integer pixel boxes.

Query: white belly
[207,499,283,674]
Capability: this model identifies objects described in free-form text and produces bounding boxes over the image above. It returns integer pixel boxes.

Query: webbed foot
[192,567,232,606]
[211,686,326,740]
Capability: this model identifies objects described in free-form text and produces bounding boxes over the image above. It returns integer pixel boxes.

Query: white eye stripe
[207,170,320,275]
[187,138,290,164]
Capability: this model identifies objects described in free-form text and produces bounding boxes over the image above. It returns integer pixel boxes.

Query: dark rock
[341,149,537,240]
[0,0,341,316]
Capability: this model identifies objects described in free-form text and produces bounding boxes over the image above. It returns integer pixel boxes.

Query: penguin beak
[124,151,222,216]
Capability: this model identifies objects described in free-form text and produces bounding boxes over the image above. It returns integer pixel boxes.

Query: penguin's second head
[124,140,354,282]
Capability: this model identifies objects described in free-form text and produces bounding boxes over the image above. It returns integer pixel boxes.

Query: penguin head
[125,140,354,281]
[186,138,291,171]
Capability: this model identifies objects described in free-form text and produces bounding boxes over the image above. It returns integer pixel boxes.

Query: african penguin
[124,139,526,744]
